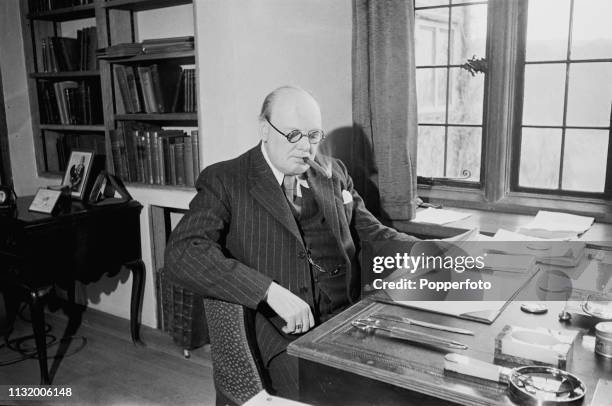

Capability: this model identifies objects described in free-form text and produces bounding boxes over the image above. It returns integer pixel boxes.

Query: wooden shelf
[39,124,105,132]
[114,113,197,122]
[30,71,100,79]
[27,3,96,21]
[103,0,192,12]
[107,50,195,63]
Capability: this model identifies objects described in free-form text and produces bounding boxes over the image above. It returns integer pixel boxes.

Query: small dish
[582,294,612,320]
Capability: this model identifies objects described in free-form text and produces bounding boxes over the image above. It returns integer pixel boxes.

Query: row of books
[97,36,194,59]
[29,0,93,13]
[110,125,200,186]
[38,80,102,125]
[40,29,98,72]
[114,64,196,114]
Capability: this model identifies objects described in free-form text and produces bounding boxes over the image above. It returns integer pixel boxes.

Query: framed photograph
[29,188,62,214]
[61,150,95,200]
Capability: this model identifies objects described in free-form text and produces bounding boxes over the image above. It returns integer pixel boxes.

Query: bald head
[259,86,323,175]
[259,86,321,123]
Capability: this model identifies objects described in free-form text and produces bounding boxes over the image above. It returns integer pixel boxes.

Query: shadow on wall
[76,267,132,306]
[322,125,381,218]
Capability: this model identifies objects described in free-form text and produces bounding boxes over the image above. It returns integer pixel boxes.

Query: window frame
[416,0,612,223]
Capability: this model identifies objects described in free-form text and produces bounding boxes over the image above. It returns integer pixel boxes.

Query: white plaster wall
[194,0,353,166]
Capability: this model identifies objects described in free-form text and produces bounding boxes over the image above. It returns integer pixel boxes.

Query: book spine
[171,70,184,113]
[158,137,166,185]
[175,140,185,186]
[150,64,166,113]
[114,65,134,113]
[151,131,159,184]
[145,131,154,184]
[48,38,58,73]
[41,38,48,72]
[125,66,143,113]
[169,143,177,186]
[133,130,143,183]
[88,27,98,71]
[137,66,155,113]
[191,130,200,181]
[183,135,194,187]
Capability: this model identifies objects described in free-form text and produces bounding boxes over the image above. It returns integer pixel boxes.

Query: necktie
[283,175,302,215]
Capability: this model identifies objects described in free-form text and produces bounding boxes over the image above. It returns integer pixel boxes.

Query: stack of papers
[489,229,585,267]
[413,208,472,225]
[482,253,536,273]
[519,210,594,239]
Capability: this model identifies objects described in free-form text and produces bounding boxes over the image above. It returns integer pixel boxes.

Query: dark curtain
[351,0,418,221]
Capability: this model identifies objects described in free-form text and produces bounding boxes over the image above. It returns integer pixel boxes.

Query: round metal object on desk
[508,366,585,405]
[521,303,548,314]
[595,322,612,358]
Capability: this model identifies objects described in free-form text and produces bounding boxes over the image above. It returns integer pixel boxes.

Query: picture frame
[29,188,62,214]
[61,149,95,201]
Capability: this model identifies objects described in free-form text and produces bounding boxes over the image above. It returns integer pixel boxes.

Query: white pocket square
[342,190,353,204]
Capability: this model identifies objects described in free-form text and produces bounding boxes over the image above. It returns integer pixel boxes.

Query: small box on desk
[494,325,578,370]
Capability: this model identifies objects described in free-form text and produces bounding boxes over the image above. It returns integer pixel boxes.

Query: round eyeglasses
[265,117,325,144]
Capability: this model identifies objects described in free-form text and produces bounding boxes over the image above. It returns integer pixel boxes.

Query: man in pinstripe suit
[165,86,417,400]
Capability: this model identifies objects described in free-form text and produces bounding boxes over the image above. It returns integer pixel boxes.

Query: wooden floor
[0,307,216,405]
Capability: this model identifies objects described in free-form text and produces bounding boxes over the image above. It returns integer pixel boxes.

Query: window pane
[415,9,450,66]
[567,62,612,127]
[571,0,612,60]
[526,0,571,61]
[416,26,436,65]
[519,128,562,189]
[522,64,566,126]
[417,126,446,177]
[416,0,449,7]
[448,67,484,124]
[447,126,481,180]
[562,129,608,192]
[449,4,488,65]
[417,68,447,123]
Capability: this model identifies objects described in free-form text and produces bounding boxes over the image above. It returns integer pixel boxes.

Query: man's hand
[266,282,315,334]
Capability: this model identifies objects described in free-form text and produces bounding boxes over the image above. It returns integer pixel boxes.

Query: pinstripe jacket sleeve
[164,163,273,310]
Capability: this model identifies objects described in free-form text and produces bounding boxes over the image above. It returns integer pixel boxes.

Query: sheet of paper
[244,390,310,406]
[413,207,472,225]
[390,301,507,324]
[520,210,594,239]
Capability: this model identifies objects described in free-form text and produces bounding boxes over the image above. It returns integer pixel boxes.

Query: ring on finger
[295,324,302,331]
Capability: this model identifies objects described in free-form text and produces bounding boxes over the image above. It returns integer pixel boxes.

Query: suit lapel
[307,165,344,250]
[248,146,305,247]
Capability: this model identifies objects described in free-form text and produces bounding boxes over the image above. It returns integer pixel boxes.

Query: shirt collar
[261,142,284,185]
[260,143,310,193]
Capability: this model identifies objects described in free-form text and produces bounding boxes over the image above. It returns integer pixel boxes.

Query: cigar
[305,157,331,178]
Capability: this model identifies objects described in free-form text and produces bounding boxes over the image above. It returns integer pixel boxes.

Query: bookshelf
[22,0,104,174]
[21,0,199,188]
[98,0,198,188]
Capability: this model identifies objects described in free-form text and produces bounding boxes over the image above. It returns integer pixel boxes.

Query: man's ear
[260,120,270,142]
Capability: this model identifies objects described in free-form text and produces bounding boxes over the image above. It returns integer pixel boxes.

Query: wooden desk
[289,266,612,405]
[0,196,145,384]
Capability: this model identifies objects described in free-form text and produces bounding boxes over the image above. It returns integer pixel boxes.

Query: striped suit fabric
[164,143,417,383]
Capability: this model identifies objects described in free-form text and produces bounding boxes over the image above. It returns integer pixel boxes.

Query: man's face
[262,91,322,176]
